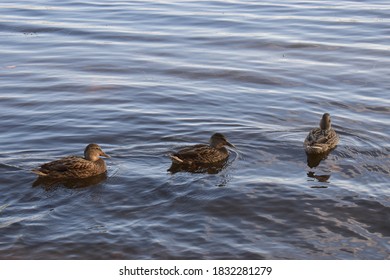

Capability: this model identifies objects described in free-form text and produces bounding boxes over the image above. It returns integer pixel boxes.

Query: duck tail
[169,155,184,164]
[31,169,48,176]
[305,144,325,154]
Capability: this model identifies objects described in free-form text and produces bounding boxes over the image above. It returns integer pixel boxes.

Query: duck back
[33,156,107,179]
[304,128,339,154]
[171,144,229,165]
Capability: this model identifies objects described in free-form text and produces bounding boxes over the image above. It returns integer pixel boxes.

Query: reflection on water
[306,150,333,168]
[32,172,108,190]
[306,150,333,188]
[307,171,330,183]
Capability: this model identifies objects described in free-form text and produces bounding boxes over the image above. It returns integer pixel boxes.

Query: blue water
[0,0,389,259]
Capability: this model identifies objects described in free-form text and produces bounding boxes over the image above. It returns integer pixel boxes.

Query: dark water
[1,0,389,259]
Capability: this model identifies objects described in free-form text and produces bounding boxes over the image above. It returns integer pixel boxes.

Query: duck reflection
[306,150,332,187]
[307,171,330,183]
[306,150,332,168]
[32,172,107,190]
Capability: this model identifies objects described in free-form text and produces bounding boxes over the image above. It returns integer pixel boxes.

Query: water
[0,0,389,259]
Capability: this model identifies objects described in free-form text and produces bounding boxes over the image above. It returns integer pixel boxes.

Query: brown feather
[304,127,339,154]
[171,144,229,165]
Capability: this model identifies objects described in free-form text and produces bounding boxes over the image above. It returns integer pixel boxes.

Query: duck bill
[100,151,110,158]
[226,141,235,148]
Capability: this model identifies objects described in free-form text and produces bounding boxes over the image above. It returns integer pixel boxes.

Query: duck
[169,133,235,165]
[304,113,339,154]
[32,143,109,179]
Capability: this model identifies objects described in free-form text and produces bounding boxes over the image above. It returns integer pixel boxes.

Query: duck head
[84,143,110,161]
[319,113,332,134]
[209,133,235,149]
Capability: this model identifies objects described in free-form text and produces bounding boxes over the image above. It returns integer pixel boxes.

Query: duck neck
[85,154,99,161]
[210,142,223,149]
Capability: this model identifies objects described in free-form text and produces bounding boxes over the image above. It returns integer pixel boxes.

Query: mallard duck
[32,143,109,179]
[304,113,339,154]
[169,133,235,165]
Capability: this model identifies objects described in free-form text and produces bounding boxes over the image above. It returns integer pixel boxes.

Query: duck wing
[171,144,227,164]
[34,156,98,178]
[306,128,323,144]
[304,128,339,154]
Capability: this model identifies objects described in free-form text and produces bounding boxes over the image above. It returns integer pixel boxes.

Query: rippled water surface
[1,0,389,259]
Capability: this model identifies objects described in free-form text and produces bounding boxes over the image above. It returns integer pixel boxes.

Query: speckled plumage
[170,133,235,165]
[304,113,339,154]
[32,143,109,179]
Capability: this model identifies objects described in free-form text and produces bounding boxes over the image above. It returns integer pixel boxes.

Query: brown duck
[170,133,235,165]
[32,143,109,179]
[304,113,339,154]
